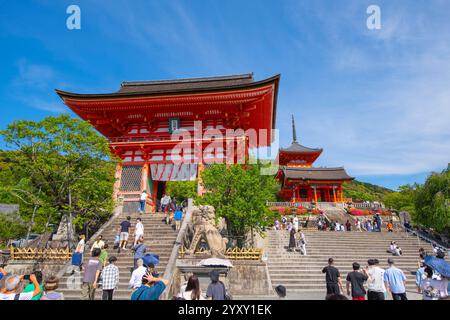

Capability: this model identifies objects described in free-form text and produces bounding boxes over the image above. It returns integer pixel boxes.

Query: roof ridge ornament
[291,114,297,143]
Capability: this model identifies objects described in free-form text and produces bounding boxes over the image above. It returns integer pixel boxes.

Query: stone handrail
[266,201,312,208]
[404,226,449,252]
[351,202,385,210]
[160,198,194,300]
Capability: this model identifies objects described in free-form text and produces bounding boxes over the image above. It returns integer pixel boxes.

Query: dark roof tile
[281,167,354,181]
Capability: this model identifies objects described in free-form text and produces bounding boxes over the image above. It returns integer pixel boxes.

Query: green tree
[166,180,197,203]
[0,212,27,247]
[413,166,450,234]
[383,184,416,213]
[0,114,117,236]
[196,162,280,244]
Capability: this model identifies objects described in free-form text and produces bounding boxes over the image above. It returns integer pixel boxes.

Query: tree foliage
[196,162,280,242]
[383,184,416,213]
[165,180,197,203]
[0,212,27,246]
[0,115,117,237]
[412,166,449,234]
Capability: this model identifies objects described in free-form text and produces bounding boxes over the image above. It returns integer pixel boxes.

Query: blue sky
[0,0,449,190]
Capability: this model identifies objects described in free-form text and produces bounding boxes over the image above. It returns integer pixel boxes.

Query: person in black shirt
[346,262,369,300]
[322,258,344,298]
[118,216,132,252]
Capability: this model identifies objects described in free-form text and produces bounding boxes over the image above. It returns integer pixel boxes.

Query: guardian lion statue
[186,205,228,258]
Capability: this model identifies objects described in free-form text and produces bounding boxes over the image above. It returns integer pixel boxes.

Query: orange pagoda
[276,116,354,203]
[56,73,280,212]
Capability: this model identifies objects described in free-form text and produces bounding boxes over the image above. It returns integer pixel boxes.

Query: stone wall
[4,261,67,278]
[227,260,273,296]
[174,258,274,297]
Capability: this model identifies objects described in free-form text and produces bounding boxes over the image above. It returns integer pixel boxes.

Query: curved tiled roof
[118,73,254,94]
[281,166,354,181]
[280,141,322,153]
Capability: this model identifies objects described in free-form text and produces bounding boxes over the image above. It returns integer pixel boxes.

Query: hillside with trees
[342,180,393,202]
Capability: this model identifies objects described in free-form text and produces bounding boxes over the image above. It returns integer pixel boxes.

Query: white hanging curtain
[150,164,198,181]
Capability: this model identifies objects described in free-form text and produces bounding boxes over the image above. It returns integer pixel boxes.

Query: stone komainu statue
[186,205,228,258]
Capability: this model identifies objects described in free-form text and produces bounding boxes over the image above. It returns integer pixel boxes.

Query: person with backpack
[420,266,448,300]
[71,234,86,274]
[132,236,147,271]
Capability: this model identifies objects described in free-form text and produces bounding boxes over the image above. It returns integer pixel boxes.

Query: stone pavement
[234,289,422,300]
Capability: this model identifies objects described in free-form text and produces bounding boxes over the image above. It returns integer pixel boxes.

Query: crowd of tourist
[0,192,189,301]
[323,250,449,300]
[0,268,64,300]
[315,213,388,232]
[2,193,448,301]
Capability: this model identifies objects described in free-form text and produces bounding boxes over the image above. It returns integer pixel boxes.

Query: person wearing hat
[384,258,407,300]
[40,276,64,300]
[205,270,226,300]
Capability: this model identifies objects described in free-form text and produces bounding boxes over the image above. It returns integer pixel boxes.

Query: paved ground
[234,290,422,300]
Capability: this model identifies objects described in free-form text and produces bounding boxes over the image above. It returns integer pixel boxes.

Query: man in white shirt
[335,222,341,232]
[133,218,144,246]
[366,259,386,300]
[128,259,147,291]
[0,274,41,300]
[161,194,171,212]
[139,190,147,213]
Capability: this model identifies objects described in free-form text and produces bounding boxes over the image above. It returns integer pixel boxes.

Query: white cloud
[10,59,66,113]
[13,59,55,88]
[284,1,450,177]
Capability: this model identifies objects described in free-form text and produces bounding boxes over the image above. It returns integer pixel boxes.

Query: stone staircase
[266,229,434,294]
[58,212,178,300]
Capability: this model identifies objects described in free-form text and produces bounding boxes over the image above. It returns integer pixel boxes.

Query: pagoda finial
[291,114,297,143]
